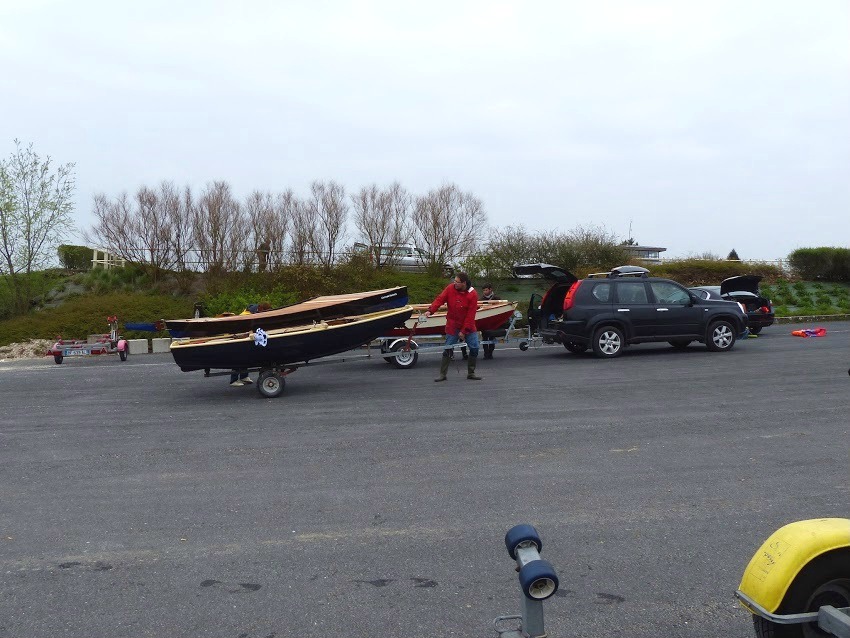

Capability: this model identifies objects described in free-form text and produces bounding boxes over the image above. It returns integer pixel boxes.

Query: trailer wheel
[54,354,63,365]
[119,347,128,361]
[257,370,285,398]
[519,342,529,351]
[504,524,542,559]
[381,341,397,364]
[390,340,418,369]
[754,550,850,638]
[519,560,559,601]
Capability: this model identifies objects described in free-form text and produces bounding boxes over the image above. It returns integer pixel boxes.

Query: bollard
[493,524,559,638]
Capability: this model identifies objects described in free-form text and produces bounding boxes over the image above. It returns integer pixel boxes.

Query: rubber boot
[435,354,451,382]
[467,355,482,380]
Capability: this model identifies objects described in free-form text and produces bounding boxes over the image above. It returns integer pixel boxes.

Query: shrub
[652,258,784,287]
[199,287,299,317]
[57,245,93,271]
[788,247,850,281]
[0,293,195,347]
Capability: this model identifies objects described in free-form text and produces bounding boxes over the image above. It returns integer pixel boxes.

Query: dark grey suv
[514,264,749,358]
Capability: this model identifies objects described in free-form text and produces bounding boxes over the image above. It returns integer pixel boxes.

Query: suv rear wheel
[706,320,736,352]
[563,341,587,354]
[592,326,624,358]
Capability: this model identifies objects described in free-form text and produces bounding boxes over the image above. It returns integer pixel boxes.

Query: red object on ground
[791,327,827,337]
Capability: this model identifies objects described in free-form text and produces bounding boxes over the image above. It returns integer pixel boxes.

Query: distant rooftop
[624,245,666,264]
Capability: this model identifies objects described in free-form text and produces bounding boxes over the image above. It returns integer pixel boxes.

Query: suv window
[650,281,691,305]
[615,281,648,304]
[591,282,611,302]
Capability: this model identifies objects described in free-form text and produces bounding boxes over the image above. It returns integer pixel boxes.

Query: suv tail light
[563,281,582,311]
[760,305,770,314]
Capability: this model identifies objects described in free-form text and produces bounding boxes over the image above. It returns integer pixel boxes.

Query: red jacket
[429,284,478,336]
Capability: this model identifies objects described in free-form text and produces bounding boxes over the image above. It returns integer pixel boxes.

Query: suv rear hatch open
[513,263,578,284]
[720,275,762,295]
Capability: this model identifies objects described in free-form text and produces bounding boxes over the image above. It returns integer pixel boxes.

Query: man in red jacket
[425,272,483,382]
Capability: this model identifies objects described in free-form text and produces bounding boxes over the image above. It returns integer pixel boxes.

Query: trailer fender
[117,339,127,351]
[738,518,850,614]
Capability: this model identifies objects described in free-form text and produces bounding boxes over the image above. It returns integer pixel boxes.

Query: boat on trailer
[163,286,408,338]
[383,299,518,336]
[170,306,414,398]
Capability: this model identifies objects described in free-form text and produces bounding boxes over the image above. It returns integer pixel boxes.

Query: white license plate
[65,350,89,356]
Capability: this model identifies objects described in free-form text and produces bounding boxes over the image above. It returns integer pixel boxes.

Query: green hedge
[788,248,850,282]
[0,293,194,346]
[649,259,785,286]
[57,244,92,271]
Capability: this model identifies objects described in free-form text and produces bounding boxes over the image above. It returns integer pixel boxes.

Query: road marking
[0,360,175,373]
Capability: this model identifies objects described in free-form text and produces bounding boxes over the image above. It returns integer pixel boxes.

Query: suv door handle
[617,308,630,312]
[656,308,669,312]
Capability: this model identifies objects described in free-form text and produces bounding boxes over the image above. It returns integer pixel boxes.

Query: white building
[625,245,666,264]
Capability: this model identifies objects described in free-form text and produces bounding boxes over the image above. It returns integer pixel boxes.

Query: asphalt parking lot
[1,322,849,638]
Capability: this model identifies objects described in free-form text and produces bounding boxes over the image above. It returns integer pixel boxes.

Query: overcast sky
[2,0,848,261]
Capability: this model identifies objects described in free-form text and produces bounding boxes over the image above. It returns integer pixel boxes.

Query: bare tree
[565,225,627,270]
[244,190,273,272]
[87,183,187,277]
[163,182,194,273]
[412,183,487,273]
[289,198,316,266]
[351,182,411,267]
[475,225,541,278]
[86,192,134,261]
[245,190,290,273]
[0,140,76,312]
[270,190,297,270]
[191,181,247,274]
[306,180,348,269]
[131,185,176,275]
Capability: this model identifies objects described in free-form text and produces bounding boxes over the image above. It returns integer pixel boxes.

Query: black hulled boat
[170,306,413,372]
[164,286,408,338]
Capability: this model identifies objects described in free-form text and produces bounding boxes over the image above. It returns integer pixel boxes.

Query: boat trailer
[198,348,403,399]
[187,311,546,398]
[373,310,543,369]
[47,315,129,365]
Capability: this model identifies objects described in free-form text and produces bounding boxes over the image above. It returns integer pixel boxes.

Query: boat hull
[171,306,413,371]
[164,287,408,338]
[384,301,518,336]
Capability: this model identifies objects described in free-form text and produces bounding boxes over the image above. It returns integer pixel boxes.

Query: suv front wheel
[706,320,736,352]
[592,326,624,358]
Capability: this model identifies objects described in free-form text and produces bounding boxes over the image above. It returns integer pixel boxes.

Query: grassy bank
[3,268,849,348]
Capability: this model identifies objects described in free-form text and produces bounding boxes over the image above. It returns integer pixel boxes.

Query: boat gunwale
[164,286,407,326]
[170,306,414,349]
